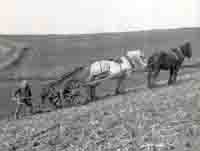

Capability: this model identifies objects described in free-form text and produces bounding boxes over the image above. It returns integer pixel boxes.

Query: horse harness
[96,55,134,76]
[124,55,135,69]
[98,59,121,74]
[170,47,184,62]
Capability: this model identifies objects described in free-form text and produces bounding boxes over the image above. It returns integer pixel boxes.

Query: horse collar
[171,51,179,60]
[176,47,184,59]
[171,47,184,60]
[124,55,135,68]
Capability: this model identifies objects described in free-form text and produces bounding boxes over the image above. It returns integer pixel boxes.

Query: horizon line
[0,26,199,36]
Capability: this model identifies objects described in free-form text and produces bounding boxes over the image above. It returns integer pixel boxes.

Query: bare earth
[0,70,200,151]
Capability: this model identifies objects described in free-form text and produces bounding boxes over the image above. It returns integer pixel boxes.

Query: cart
[41,58,200,108]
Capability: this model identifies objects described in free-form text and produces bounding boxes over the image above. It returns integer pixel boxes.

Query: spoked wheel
[63,79,88,106]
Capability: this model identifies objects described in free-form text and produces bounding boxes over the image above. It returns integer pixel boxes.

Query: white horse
[87,49,147,100]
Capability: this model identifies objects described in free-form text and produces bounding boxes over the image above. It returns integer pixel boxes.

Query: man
[12,80,33,119]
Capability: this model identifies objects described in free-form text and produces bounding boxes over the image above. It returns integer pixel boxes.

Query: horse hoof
[115,91,121,95]
[168,81,173,85]
[88,96,98,102]
[92,96,98,101]
[147,83,154,89]
[119,91,126,94]
[148,86,154,89]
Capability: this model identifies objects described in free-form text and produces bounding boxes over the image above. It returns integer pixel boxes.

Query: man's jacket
[14,84,32,102]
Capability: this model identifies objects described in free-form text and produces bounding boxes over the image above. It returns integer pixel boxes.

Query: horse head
[180,41,192,59]
[126,49,147,69]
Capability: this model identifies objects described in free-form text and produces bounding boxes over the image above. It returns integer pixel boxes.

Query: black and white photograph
[0,0,199,150]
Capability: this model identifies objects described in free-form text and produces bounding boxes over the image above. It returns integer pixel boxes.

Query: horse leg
[115,76,125,95]
[91,85,97,101]
[147,69,159,88]
[147,70,153,88]
[153,69,160,81]
[147,63,160,88]
[173,66,180,83]
[40,95,46,110]
[168,67,174,85]
[88,85,97,101]
[173,71,178,83]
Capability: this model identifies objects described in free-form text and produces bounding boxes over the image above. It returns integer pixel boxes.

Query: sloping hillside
[0,27,199,120]
[1,71,200,151]
[0,38,30,72]
[1,27,200,78]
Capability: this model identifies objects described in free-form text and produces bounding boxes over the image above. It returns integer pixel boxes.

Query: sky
[0,0,199,34]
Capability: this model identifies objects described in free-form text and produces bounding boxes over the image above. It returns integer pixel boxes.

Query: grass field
[0,27,199,120]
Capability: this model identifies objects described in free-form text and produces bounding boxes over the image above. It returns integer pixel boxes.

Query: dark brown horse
[147,41,192,88]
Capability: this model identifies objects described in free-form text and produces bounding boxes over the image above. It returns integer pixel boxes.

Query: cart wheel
[63,79,88,106]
